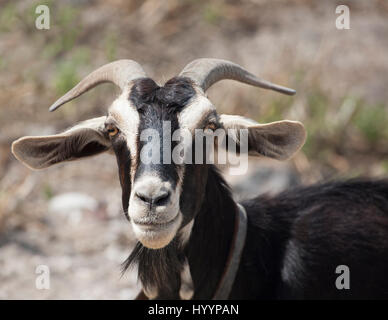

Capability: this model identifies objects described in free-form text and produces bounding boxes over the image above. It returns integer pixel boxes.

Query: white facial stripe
[176,92,215,188]
[109,91,140,180]
[178,93,216,133]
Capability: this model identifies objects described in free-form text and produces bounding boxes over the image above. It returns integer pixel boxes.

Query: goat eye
[106,124,119,137]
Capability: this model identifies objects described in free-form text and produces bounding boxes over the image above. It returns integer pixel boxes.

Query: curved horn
[179,58,295,95]
[49,59,147,112]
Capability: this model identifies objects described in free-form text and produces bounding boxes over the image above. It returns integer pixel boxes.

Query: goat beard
[122,237,186,299]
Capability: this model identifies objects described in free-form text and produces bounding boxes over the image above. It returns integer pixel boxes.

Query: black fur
[123,239,185,299]
[185,166,236,299]
[232,178,388,299]
[129,77,196,114]
[186,175,388,299]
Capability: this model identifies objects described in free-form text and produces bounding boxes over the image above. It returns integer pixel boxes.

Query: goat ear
[219,114,306,160]
[11,116,111,170]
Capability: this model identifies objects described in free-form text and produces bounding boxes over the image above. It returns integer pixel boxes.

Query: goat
[12,59,388,299]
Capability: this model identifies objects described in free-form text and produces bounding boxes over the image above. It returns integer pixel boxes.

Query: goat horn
[49,59,147,112]
[179,58,296,95]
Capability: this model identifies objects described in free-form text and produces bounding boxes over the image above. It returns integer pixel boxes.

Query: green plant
[104,32,118,62]
[203,3,223,25]
[43,183,54,200]
[354,102,388,144]
[0,2,17,32]
[54,47,90,95]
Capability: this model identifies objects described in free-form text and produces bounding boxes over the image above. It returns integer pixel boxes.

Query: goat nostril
[153,191,170,206]
[135,190,170,206]
[136,192,152,204]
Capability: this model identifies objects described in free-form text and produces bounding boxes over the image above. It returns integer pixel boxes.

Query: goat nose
[135,189,171,207]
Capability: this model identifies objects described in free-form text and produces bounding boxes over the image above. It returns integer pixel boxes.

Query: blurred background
[0,0,387,299]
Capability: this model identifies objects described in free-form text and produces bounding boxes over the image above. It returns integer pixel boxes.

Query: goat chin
[131,213,182,249]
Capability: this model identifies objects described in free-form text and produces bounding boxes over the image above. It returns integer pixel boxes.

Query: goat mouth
[132,213,180,230]
[131,212,182,249]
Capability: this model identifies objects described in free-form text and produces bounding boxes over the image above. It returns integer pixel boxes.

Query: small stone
[48,192,98,225]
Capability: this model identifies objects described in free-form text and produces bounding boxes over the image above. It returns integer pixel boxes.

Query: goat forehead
[108,85,215,157]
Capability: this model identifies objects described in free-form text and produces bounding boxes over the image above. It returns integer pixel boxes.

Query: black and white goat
[12,59,388,299]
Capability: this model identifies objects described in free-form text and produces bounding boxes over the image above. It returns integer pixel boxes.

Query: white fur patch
[129,174,183,249]
[179,260,194,300]
[143,285,158,300]
[179,220,194,247]
[178,93,215,133]
[175,92,214,186]
[108,91,140,179]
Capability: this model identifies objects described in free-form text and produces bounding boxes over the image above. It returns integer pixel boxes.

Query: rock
[230,164,300,200]
[48,192,98,225]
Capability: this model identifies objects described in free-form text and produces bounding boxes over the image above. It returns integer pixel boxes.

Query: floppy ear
[219,114,306,160]
[11,116,111,170]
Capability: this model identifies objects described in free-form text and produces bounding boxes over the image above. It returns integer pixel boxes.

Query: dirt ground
[0,0,387,299]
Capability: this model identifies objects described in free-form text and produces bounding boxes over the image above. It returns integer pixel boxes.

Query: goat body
[185,169,388,299]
